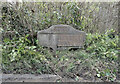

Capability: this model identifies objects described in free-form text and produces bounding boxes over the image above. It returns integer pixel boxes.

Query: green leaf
[97,74,101,78]
[106,73,111,76]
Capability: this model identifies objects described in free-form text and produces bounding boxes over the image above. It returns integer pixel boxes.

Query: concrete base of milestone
[1,74,75,82]
[2,74,119,82]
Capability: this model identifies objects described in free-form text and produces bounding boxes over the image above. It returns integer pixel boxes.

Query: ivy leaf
[97,74,101,78]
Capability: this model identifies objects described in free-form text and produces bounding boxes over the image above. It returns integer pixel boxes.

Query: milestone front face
[37,25,86,50]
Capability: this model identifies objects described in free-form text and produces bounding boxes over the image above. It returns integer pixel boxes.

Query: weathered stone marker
[37,25,86,50]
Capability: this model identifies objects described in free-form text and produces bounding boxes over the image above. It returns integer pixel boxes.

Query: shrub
[85,29,118,61]
[2,34,52,74]
[84,29,119,81]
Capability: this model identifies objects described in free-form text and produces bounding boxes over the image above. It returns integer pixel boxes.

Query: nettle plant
[85,29,118,61]
[84,29,119,81]
[2,34,52,74]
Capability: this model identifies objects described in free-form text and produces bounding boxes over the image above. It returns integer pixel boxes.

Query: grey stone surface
[2,74,105,82]
[2,74,61,82]
[37,25,86,50]
[2,74,76,82]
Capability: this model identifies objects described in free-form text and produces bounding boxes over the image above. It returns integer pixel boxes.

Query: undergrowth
[2,29,119,82]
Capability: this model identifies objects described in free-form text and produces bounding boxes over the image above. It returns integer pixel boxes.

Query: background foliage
[0,2,119,82]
